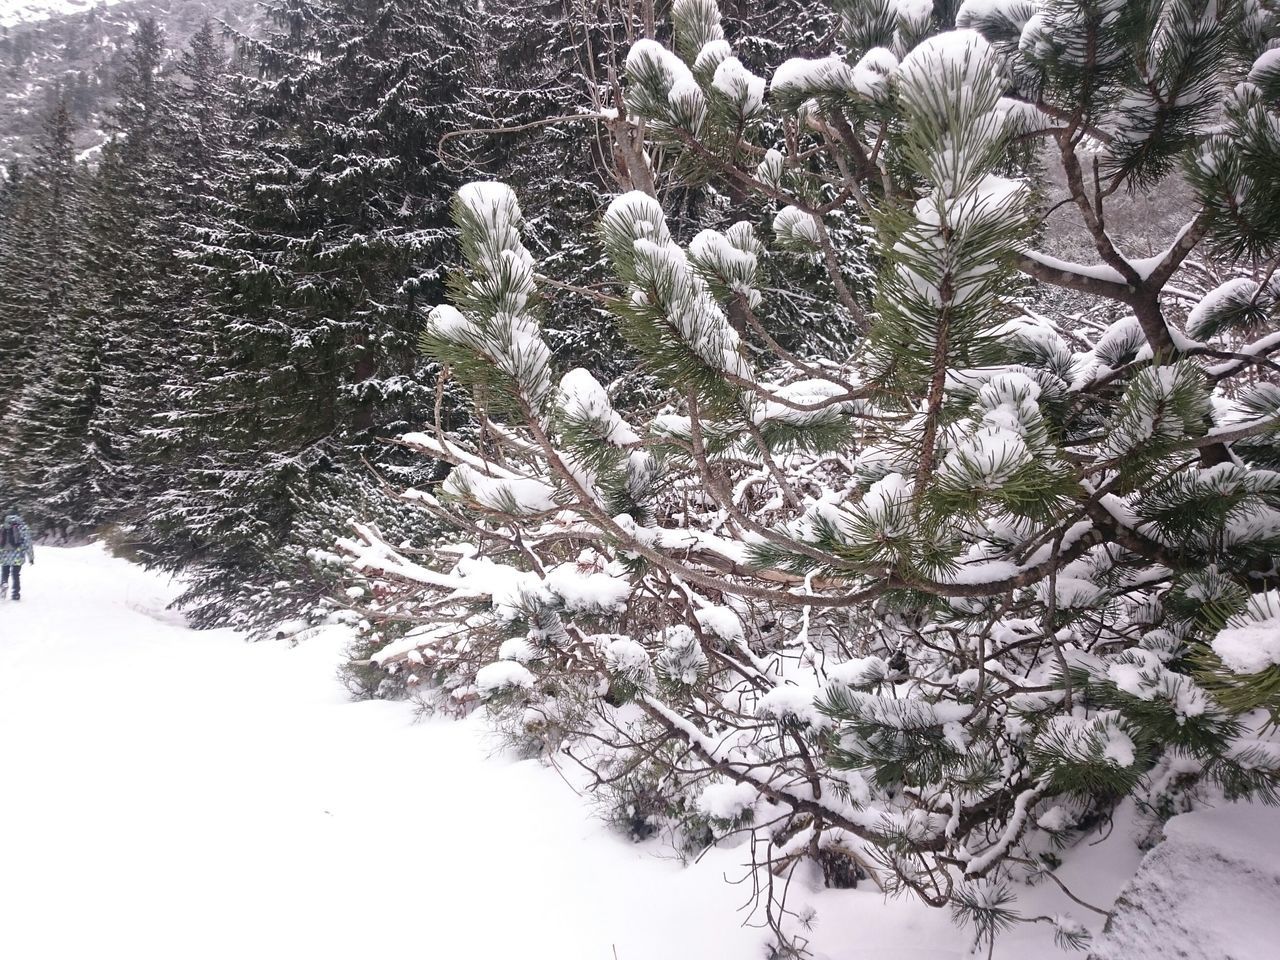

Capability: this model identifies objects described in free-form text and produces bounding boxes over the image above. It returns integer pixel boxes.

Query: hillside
[1,0,128,29]
[0,0,256,163]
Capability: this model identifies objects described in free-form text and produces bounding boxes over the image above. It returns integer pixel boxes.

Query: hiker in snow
[0,512,34,601]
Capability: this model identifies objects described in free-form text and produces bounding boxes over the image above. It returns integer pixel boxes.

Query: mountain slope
[0,0,257,163]
[1,0,129,29]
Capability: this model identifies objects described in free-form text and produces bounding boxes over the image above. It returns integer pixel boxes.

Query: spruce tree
[131,21,237,566]
[82,18,176,529]
[162,0,481,626]
[0,163,38,414]
[0,98,86,531]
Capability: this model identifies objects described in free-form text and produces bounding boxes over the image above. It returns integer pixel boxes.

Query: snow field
[0,546,954,959]
[2,546,1272,960]
[1092,806,1280,960]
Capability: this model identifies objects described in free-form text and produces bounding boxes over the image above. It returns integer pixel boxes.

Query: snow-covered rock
[1089,806,1280,960]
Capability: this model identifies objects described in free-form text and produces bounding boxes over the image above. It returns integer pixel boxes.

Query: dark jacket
[0,514,34,566]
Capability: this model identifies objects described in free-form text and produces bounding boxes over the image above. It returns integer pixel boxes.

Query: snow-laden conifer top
[896,28,997,100]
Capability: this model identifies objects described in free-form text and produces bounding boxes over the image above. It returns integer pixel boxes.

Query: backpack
[0,521,20,549]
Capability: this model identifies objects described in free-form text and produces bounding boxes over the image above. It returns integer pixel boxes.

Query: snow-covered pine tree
[463,0,637,382]
[160,0,481,626]
[0,164,31,512]
[5,20,193,536]
[127,21,238,567]
[76,18,178,532]
[347,0,1280,951]
[0,97,88,532]
[465,0,866,381]
[0,163,38,417]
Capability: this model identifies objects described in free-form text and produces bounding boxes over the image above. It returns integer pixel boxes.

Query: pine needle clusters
[347,3,1280,947]
[4,0,1260,951]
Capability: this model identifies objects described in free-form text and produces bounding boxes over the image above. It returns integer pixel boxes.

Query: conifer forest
[2,2,1280,958]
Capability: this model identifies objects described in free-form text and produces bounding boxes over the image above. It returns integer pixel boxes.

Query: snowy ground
[1093,805,1280,960]
[0,546,1267,959]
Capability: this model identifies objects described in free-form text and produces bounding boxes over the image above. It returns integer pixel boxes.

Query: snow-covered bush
[345,0,1280,952]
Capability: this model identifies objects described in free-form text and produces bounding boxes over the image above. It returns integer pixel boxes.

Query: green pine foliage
[0,0,1277,948]
[346,0,1280,952]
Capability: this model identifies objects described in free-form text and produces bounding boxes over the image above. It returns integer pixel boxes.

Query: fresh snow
[558,368,640,446]
[1213,623,1280,674]
[694,39,732,74]
[3,547,950,959]
[826,655,889,687]
[770,54,891,100]
[627,38,699,101]
[696,780,759,821]
[1091,806,1280,960]
[1101,724,1137,767]
[444,462,558,514]
[897,29,996,94]
[694,604,745,642]
[0,0,125,28]
[604,636,652,681]
[1212,594,1280,674]
[1248,46,1280,83]
[690,225,760,288]
[0,546,875,960]
[1036,805,1072,833]
[757,147,785,188]
[771,56,857,95]
[1020,248,1130,285]
[773,205,823,246]
[711,56,765,116]
[757,683,831,728]
[475,658,537,692]
[544,561,631,613]
[2,546,1274,960]
[1187,276,1261,339]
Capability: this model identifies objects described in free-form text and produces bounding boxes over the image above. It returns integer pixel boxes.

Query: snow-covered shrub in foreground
[344,0,1280,954]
